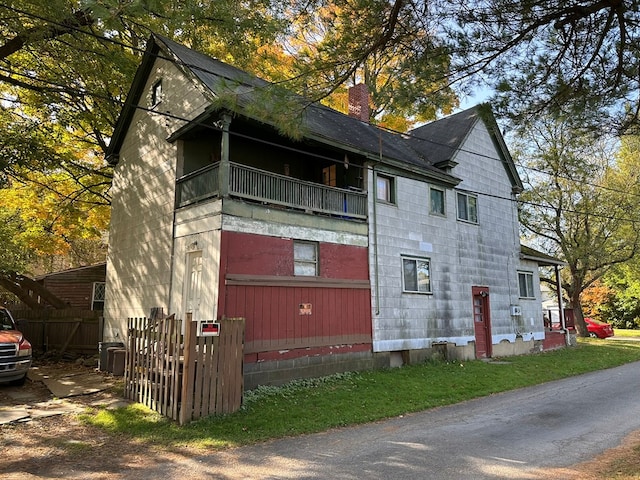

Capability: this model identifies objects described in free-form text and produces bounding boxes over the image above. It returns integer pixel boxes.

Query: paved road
[141,360,640,479]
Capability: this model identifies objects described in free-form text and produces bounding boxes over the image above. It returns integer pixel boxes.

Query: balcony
[176,162,367,220]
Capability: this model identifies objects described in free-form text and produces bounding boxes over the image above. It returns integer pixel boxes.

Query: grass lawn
[83,337,640,453]
[614,328,640,338]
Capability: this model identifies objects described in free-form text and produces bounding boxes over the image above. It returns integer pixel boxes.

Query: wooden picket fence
[125,314,245,424]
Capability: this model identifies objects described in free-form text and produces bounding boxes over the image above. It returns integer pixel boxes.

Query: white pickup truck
[0,306,32,386]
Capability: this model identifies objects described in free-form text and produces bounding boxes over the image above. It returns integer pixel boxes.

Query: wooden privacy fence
[11,309,101,355]
[125,314,245,424]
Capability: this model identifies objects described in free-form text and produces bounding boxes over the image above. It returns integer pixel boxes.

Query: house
[104,34,554,389]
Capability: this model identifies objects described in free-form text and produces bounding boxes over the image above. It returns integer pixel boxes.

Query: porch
[175,162,367,220]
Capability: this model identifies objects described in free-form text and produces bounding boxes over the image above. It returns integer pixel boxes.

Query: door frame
[472,286,492,358]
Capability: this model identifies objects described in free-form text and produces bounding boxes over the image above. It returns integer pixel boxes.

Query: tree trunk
[571,293,588,337]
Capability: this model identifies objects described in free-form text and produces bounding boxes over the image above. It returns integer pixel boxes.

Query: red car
[585,317,614,339]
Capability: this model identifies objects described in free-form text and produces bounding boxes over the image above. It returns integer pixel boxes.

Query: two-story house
[104,34,553,389]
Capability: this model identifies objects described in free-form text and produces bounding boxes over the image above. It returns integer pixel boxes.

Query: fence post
[179,313,195,425]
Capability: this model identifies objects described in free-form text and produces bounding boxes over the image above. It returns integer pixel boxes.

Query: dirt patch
[532,429,640,479]
[0,360,180,479]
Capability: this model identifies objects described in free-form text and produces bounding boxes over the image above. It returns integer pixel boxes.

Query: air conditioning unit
[510,305,522,316]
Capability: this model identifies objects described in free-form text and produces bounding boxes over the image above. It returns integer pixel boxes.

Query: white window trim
[294,240,319,276]
[456,191,478,224]
[401,255,432,294]
[518,271,536,299]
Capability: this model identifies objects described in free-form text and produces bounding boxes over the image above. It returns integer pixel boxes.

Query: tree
[0,0,286,278]
[0,0,285,162]
[287,0,458,129]
[597,267,640,329]
[275,1,640,133]
[515,118,640,336]
[439,0,640,133]
[5,0,639,284]
[595,134,640,329]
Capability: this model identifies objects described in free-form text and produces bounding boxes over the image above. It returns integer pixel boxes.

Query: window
[402,256,431,293]
[294,241,318,276]
[91,282,106,311]
[376,174,395,203]
[430,187,446,216]
[456,192,478,223]
[518,271,535,298]
[151,79,163,106]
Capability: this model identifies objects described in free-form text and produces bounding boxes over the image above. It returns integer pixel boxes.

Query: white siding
[104,57,211,341]
[517,259,545,341]
[370,120,544,352]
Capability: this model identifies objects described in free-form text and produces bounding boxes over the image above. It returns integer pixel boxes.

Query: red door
[472,286,492,358]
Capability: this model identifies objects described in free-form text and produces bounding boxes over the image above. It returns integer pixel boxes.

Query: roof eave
[106,37,162,164]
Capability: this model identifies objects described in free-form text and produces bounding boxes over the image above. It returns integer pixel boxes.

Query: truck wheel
[11,374,27,386]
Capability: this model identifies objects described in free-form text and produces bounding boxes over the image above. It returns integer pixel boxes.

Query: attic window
[151,79,163,107]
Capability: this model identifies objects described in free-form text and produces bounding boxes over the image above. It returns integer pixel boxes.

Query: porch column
[218,113,232,198]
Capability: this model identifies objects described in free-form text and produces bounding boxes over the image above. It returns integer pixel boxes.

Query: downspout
[372,163,380,315]
[372,130,383,316]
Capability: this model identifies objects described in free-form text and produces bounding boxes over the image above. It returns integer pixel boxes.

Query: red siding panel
[320,243,369,279]
[220,230,372,363]
[226,284,372,353]
[224,231,293,276]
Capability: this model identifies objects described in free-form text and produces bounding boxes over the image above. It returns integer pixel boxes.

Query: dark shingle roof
[109,35,518,190]
[407,105,524,190]
[155,35,457,183]
[408,107,481,164]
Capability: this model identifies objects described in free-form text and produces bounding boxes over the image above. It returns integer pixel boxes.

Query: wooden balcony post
[218,113,232,198]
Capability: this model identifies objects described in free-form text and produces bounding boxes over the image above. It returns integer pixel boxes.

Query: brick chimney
[348,83,370,122]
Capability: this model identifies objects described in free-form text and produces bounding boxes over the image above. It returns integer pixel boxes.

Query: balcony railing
[175,163,219,207]
[176,162,367,219]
